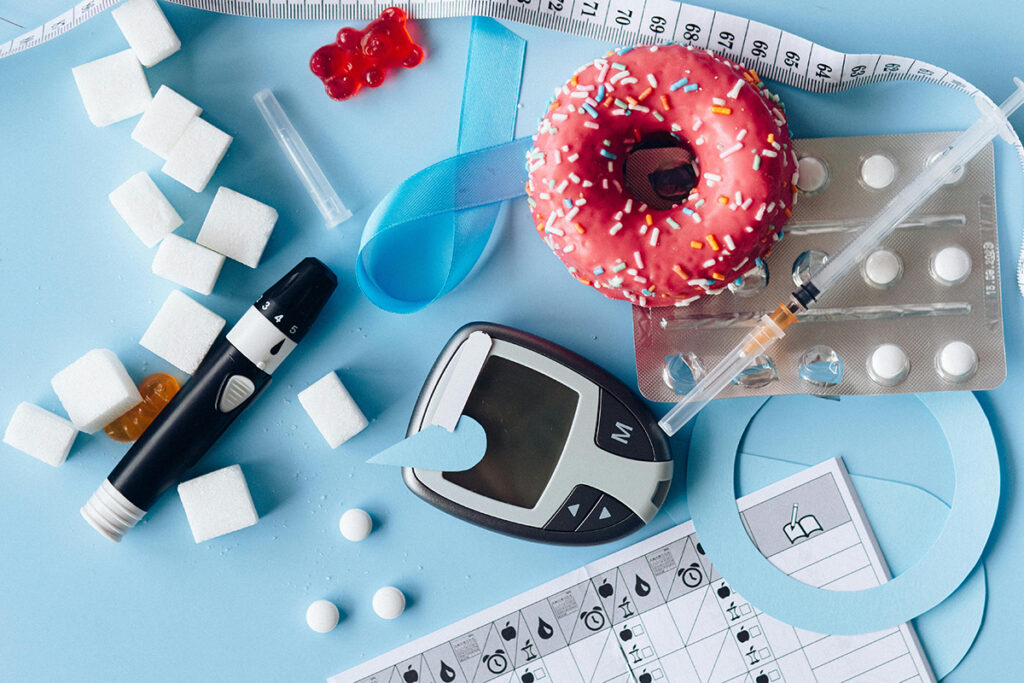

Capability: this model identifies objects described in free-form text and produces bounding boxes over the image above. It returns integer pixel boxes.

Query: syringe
[659,78,1024,437]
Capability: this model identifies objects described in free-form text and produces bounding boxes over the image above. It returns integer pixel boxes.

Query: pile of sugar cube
[73,0,281,375]
[4,0,370,548]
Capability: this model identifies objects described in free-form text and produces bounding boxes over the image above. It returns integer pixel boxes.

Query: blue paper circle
[686,392,999,635]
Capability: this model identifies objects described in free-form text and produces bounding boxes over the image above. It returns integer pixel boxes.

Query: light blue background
[1,1,1022,681]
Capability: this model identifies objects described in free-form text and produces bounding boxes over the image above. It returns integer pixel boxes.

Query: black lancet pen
[82,257,337,542]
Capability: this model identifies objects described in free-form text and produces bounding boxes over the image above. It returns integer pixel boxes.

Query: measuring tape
[6,0,1024,295]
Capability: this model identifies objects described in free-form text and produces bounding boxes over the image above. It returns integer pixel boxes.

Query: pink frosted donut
[526,44,798,307]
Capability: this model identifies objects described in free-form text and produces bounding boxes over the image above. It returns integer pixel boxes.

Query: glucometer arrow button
[578,495,633,532]
[545,485,602,532]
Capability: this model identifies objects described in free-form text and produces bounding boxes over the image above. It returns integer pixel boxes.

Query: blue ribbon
[355,19,529,313]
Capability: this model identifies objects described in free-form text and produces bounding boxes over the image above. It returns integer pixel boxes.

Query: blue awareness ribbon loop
[355,18,529,313]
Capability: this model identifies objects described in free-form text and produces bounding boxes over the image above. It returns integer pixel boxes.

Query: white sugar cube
[111,0,181,67]
[3,402,78,467]
[71,49,152,127]
[152,234,225,295]
[140,290,225,374]
[162,117,232,192]
[131,86,201,158]
[197,188,279,268]
[109,172,183,247]
[298,372,368,449]
[178,464,259,543]
[51,349,142,434]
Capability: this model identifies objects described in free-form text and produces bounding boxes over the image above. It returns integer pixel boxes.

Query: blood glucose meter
[403,323,673,545]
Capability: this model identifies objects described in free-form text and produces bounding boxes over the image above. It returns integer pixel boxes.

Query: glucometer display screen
[444,356,578,508]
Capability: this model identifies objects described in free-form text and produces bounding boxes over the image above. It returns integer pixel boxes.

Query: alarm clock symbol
[580,606,606,631]
[678,562,703,588]
[483,649,509,674]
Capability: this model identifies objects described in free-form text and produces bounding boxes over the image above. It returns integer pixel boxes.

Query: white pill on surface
[861,154,897,189]
[931,245,972,285]
[863,249,903,288]
[306,599,340,633]
[372,586,406,620]
[867,344,910,386]
[796,156,829,193]
[937,341,978,382]
[339,508,372,542]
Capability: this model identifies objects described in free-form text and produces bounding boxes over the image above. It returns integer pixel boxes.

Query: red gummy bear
[310,7,425,101]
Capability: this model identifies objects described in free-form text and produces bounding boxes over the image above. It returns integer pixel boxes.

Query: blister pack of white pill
[633,130,1004,401]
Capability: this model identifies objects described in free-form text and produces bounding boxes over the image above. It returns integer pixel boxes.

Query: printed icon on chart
[403,665,419,683]
[618,596,635,619]
[639,674,652,683]
[521,667,545,683]
[756,672,769,683]
[717,582,731,599]
[727,602,740,621]
[677,561,703,588]
[696,542,705,555]
[501,621,517,641]
[579,606,606,631]
[619,626,633,642]
[627,643,643,664]
[598,578,614,598]
[783,503,823,543]
[634,574,652,597]
[439,660,456,683]
[520,638,538,661]
[536,617,554,640]
[745,645,761,666]
[483,649,509,674]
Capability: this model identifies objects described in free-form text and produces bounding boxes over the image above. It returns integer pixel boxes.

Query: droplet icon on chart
[439,661,456,682]
[634,575,651,597]
[537,617,554,640]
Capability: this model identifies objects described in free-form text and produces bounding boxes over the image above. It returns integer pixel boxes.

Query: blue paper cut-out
[367,416,487,472]
[685,392,999,635]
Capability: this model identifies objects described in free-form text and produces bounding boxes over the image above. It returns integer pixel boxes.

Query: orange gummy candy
[104,372,180,442]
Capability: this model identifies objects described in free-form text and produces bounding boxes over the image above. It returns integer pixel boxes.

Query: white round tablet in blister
[373,586,406,620]
[862,249,903,288]
[339,508,372,542]
[936,341,978,382]
[860,154,897,189]
[796,156,829,193]
[927,151,965,185]
[931,245,972,285]
[306,599,340,633]
[867,344,910,386]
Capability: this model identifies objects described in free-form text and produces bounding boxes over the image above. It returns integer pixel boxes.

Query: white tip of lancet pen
[253,88,352,228]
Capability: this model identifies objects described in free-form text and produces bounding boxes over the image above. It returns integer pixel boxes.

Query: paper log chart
[332,458,934,683]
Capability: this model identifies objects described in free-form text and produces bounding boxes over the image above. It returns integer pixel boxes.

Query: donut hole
[623,132,699,210]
